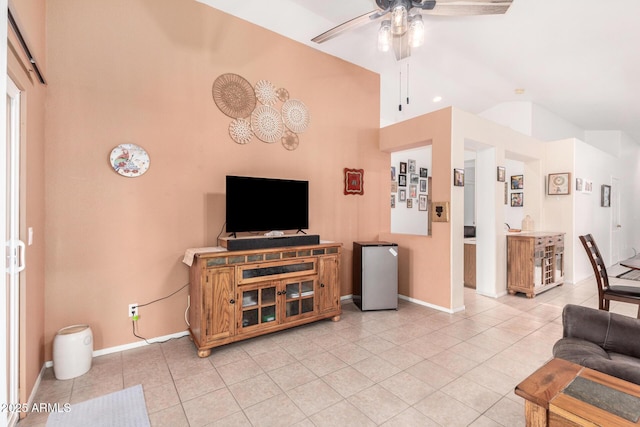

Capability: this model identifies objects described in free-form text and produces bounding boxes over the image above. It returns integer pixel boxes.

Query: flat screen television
[226,176,309,234]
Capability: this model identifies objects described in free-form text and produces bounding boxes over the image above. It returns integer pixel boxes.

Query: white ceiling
[197,0,640,142]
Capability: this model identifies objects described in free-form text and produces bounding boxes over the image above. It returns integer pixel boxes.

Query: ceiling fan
[312,0,514,60]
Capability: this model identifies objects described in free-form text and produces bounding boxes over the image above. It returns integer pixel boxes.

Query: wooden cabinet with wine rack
[507,232,565,298]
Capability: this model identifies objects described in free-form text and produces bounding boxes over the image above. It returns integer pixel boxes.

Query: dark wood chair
[579,234,640,318]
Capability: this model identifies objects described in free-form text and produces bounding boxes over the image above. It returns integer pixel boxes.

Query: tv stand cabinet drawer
[237,258,317,285]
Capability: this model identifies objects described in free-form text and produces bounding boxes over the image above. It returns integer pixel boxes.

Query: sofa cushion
[553,337,610,363]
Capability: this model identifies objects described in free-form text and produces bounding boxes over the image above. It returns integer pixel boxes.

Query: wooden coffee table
[515,358,640,426]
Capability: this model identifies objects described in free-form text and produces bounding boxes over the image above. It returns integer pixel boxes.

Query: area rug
[46,384,150,427]
[616,269,640,281]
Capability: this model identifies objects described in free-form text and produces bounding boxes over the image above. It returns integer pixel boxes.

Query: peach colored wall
[44,0,386,357]
[8,0,47,406]
[379,108,453,310]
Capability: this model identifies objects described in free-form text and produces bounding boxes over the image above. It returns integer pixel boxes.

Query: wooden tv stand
[188,242,342,357]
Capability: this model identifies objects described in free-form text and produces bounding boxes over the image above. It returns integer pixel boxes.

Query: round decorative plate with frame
[212,73,257,119]
[109,143,150,177]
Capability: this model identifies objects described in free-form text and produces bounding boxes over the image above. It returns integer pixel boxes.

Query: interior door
[4,77,23,427]
[611,177,621,264]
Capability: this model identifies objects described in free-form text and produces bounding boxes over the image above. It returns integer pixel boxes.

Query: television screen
[226,176,309,233]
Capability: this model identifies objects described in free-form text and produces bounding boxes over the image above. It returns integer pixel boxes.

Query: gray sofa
[553,304,640,385]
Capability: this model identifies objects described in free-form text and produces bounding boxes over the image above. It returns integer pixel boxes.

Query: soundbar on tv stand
[219,234,320,251]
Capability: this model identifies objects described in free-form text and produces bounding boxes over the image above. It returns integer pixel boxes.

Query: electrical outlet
[128,303,138,318]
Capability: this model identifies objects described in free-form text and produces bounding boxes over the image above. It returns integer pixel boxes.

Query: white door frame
[2,2,12,426]
[5,76,23,427]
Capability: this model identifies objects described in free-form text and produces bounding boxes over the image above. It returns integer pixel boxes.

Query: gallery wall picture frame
[420,168,428,178]
[547,172,571,195]
[398,174,407,187]
[399,189,407,202]
[453,168,465,187]
[410,184,417,198]
[584,179,593,193]
[418,194,428,211]
[601,185,611,207]
[576,177,583,192]
[511,175,523,190]
[547,172,571,196]
[420,179,427,192]
[410,173,419,184]
[391,166,396,181]
[399,162,407,174]
[408,159,416,173]
[407,199,413,208]
[391,194,396,208]
[391,181,398,193]
[504,182,508,205]
[497,166,506,182]
[511,192,523,207]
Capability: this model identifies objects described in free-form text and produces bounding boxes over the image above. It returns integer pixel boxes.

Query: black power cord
[131,282,190,343]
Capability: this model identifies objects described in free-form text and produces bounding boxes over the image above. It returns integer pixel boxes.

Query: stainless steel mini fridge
[353,241,398,311]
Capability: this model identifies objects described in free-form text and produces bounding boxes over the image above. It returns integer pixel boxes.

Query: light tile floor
[18,265,640,427]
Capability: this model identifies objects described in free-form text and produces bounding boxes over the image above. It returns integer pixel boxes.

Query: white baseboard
[45,329,190,367]
[398,294,464,314]
[340,294,353,301]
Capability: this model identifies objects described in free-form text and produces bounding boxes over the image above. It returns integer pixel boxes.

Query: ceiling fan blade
[311,9,382,44]
[424,0,513,16]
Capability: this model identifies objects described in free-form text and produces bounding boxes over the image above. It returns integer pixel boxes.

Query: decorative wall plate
[251,105,284,143]
[254,80,278,106]
[212,73,256,118]
[229,118,253,144]
[281,99,310,133]
[281,130,299,151]
[109,143,150,177]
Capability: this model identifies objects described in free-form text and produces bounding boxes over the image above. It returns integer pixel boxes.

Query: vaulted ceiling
[197,0,640,142]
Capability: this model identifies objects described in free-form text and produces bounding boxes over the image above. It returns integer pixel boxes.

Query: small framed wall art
[432,201,450,222]
[418,194,428,211]
[344,168,364,195]
[497,166,505,182]
[547,172,571,195]
[511,175,523,190]
[511,192,523,207]
[601,185,611,207]
[453,168,465,187]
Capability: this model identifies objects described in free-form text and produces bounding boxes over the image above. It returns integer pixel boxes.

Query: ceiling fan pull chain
[408,64,411,105]
[399,70,402,111]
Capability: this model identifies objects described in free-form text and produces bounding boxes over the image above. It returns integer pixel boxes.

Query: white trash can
[53,324,93,380]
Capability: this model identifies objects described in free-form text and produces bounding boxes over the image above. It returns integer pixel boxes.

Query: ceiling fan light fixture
[408,14,424,48]
[391,5,407,35]
[378,20,392,52]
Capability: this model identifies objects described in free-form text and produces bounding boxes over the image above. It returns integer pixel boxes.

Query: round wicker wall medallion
[276,88,289,102]
[254,80,278,106]
[251,106,284,143]
[212,73,256,118]
[281,130,299,151]
[229,118,253,144]
[281,99,310,133]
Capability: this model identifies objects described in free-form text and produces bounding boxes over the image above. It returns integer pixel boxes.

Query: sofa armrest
[562,304,640,358]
